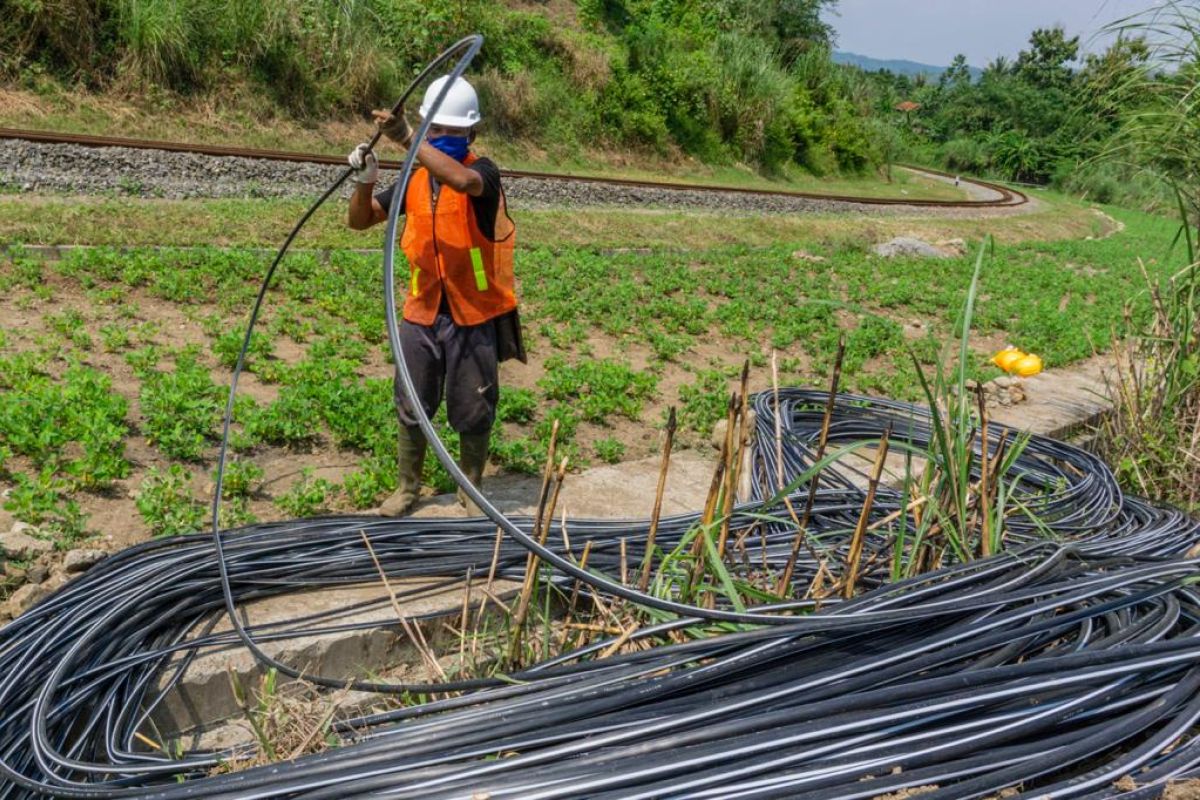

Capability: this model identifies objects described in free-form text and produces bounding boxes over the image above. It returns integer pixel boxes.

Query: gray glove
[374,110,413,146]
[348,143,379,184]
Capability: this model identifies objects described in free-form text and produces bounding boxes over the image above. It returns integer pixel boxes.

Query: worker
[346,75,524,516]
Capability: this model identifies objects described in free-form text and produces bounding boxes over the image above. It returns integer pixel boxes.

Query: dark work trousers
[393,313,499,436]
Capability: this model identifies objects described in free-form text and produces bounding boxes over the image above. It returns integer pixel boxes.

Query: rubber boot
[379,426,427,517]
[456,432,490,516]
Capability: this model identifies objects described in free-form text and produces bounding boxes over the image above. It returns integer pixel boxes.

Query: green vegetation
[0,196,1186,538]
[136,465,206,537]
[274,469,337,518]
[5,0,1198,217]
[854,3,1200,218]
[3,0,877,176]
[139,347,226,460]
[0,191,1104,252]
[1091,5,1200,513]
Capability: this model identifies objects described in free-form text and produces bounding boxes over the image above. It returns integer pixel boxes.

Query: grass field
[0,188,1186,551]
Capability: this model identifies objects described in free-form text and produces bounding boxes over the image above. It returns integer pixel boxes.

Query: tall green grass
[1092,1,1200,510]
[3,0,878,174]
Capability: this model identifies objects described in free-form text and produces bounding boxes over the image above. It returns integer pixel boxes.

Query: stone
[25,565,48,585]
[791,250,828,263]
[872,237,952,259]
[1,523,54,560]
[935,238,968,256]
[710,411,758,451]
[63,549,108,574]
[6,584,47,617]
[41,572,71,593]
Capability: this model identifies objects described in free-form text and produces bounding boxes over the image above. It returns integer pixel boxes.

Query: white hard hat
[419,76,481,128]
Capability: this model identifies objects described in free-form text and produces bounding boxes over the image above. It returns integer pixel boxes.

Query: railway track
[0,126,1027,208]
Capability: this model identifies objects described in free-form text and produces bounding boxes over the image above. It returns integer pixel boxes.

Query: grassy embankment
[0,186,1186,550]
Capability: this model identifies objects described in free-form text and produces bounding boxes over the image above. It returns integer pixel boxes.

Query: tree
[940,54,972,88]
[1015,27,1080,91]
[984,55,1012,78]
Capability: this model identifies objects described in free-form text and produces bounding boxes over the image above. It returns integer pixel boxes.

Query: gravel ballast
[1,138,1017,216]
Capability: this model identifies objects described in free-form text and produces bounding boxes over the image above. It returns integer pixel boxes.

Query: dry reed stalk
[600,622,641,659]
[508,456,568,663]
[560,540,593,647]
[718,362,752,559]
[359,531,446,682]
[842,427,891,599]
[688,404,731,598]
[286,687,351,761]
[779,338,845,594]
[638,407,676,591]
[477,587,513,616]
[560,506,572,555]
[458,567,473,670]
[470,527,506,658]
[564,623,624,634]
[133,732,162,751]
[867,494,931,533]
[695,394,738,606]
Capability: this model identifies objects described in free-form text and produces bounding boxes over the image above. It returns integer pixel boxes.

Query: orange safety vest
[399,153,517,327]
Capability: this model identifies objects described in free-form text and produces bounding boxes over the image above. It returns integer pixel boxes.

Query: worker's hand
[347,143,379,184]
[373,109,413,147]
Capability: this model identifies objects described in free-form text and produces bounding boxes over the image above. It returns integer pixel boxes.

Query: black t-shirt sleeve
[469,157,502,241]
[374,182,404,215]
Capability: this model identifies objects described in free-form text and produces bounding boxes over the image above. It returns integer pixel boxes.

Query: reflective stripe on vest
[411,266,420,297]
[469,247,488,291]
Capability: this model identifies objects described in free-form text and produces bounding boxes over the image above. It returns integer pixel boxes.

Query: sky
[824,0,1156,67]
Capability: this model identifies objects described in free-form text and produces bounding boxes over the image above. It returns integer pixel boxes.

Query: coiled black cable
[3,33,1200,800]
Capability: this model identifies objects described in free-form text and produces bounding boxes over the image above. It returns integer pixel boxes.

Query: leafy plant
[99,324,132,352]
[216,459,264,499]
[212,330,275,370]
[539,356,657,424]
[594,437,625,464]
[274,469,337,518]
[3,470,88,547]
[139,349,225,460]
[678,369,733,436]
[136,465,206,537]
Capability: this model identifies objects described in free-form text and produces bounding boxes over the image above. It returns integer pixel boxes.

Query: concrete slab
[405,450,719,521]
[987,355,1112,440]
[157,578,520,736]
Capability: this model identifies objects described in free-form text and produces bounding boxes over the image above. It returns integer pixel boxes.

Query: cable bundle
[1,389,1198,799]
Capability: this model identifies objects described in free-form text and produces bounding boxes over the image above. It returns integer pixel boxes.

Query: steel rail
[0,126,1027,208]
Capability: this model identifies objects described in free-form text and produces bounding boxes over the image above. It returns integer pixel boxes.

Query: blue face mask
[429,135,469,162]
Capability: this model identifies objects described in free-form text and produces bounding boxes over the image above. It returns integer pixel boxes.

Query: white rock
[872,237,951,259]
[63,549,108,574]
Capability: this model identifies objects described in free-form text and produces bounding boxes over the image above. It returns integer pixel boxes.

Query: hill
[833,51,983,80]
